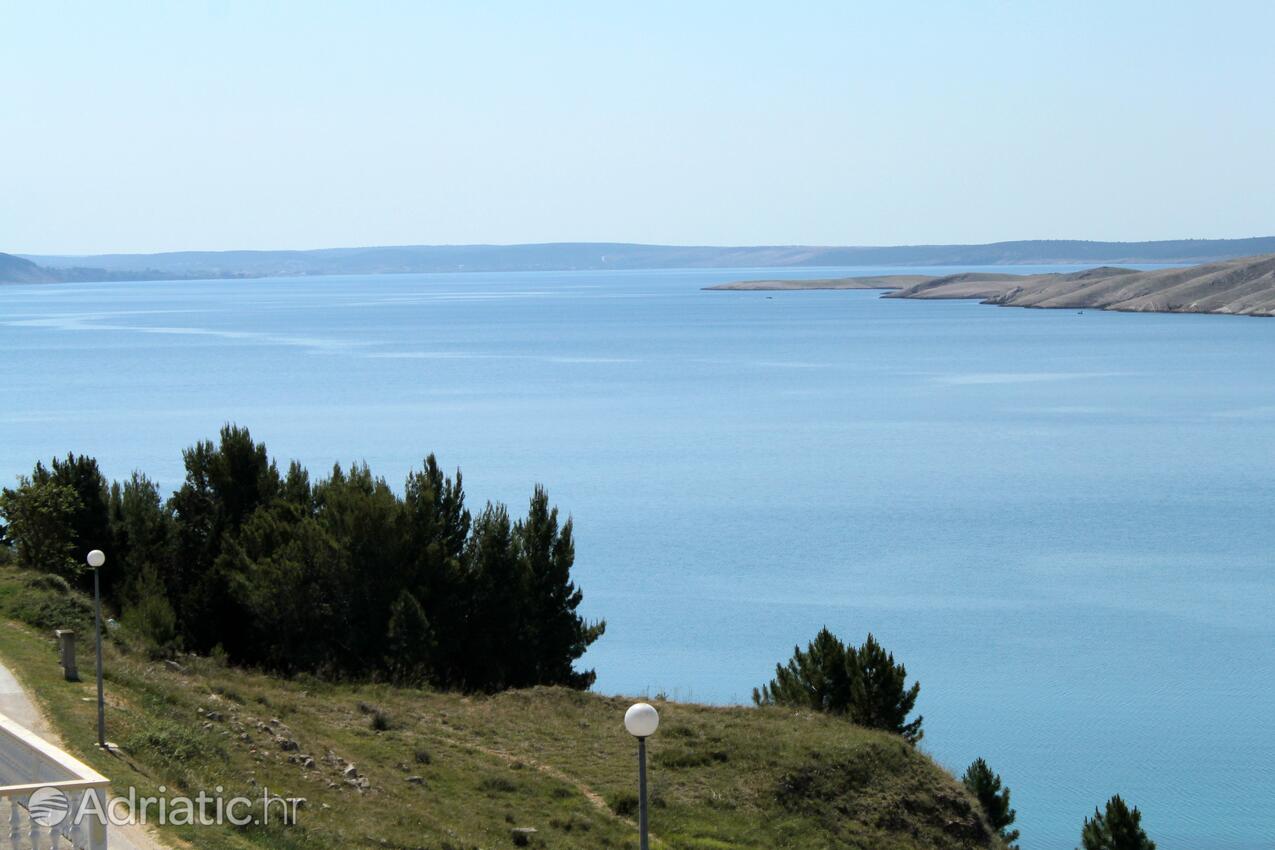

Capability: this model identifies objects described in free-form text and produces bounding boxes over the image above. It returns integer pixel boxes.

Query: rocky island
[708,254,1275,317]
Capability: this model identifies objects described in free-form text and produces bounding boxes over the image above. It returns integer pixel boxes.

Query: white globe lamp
[624,702,660,738]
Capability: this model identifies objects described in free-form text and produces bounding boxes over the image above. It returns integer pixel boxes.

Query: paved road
[0,660,170,850]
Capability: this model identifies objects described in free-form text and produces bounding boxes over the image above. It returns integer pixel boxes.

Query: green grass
[0,565,1004,850]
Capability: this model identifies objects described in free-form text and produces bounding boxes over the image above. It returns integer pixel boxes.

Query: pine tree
[40,455,112,578]
[1080,796,1155,850]
[463,502,522,691]
[850,633,923,744]
[515,486,604,689]
[753,627,853,713]
[169,425,281,653]
[963,758,1019,847]
[403,456,470,683]
[385,590,433,685]
[109,472,174,608]
[754,629,923,744]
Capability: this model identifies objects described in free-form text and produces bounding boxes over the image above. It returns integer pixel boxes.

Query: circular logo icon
[28,787,71,828]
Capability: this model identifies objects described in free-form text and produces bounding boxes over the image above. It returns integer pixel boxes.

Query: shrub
[122,584,178,656]
[607,791,639,817]
[478,776,518,794]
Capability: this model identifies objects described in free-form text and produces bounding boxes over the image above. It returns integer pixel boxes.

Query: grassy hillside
[0,566,1004,850]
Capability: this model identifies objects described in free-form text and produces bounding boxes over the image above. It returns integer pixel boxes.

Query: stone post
[54,629,79,681]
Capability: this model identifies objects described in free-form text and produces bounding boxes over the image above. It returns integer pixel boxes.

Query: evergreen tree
[109,472,174,607]
[312,462,404,669]
[1080,796,1155,850]
[385,590,433,685]
[169,425,280,653]
[403,456,470,683]
[39,455,112,582]
[754,629,923,743]
[753,627,854,714]
[515,486,604,689]
[223,504,348,672]
[4,425,605,692]
[963,758,1019,847]
[850,633,923,744]
[281,461,314,513]
[463,502,523,691]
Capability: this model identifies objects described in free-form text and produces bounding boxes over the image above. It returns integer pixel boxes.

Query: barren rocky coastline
[707,254,1275,317]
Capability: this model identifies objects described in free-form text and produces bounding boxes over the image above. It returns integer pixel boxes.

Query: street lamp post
[86,549,106,748]
[624,702,660,850]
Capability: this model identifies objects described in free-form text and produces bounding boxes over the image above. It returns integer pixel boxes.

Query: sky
[4,0,1274,254]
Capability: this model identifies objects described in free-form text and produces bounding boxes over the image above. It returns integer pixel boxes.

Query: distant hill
[0,251,195,284]
[711,254,1275,317]
[0,253,59,283]
[12,236,1275,281]
[986,254,1275,315]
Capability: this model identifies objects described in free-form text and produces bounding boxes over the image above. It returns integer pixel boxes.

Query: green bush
[122,588,178,656]
[607,791,639,817]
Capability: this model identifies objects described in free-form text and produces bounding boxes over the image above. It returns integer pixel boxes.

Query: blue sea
[2,267,1272,849]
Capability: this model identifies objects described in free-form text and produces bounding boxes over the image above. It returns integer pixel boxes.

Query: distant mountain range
[7,236,1275,283]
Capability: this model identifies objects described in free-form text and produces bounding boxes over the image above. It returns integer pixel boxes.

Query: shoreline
[705,255,1275,318]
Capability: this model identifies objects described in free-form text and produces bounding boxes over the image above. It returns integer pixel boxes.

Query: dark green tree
[37,455,112,584]
[108,472,174,606]
[403,456,470,683]
[963,758,1019,847]
[0,476,80,577]
[462,502,523,691]
[754,629,923,744]
[851,633,923,744]
[515,486,604,689]
[5,425,605,692]
[223,503,348,672]
[312,462,404,670]
[753,627,854,713]
[168,425,280,653]
[385,590,433,685]
[280,461,314,514]
[1080,796,1155,850]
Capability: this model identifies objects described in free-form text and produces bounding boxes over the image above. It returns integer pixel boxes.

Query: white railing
[0,712,108,850]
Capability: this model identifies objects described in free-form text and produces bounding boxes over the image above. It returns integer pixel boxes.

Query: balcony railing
[0,712,108,850]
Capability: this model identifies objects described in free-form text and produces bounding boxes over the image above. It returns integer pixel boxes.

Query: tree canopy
[753,627,923,744]
[0,425,605,692]
[1080,795,1156,850]
[963,757,1019,847]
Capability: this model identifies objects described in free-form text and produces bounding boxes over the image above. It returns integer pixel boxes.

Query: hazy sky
[5,1,1274,254]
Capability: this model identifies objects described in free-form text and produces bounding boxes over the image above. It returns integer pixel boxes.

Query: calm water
[2,267,1273,849]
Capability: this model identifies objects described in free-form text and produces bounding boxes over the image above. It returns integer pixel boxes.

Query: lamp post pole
[624,702,659,850]
[86,549,106,748]
[637,735,649,850]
